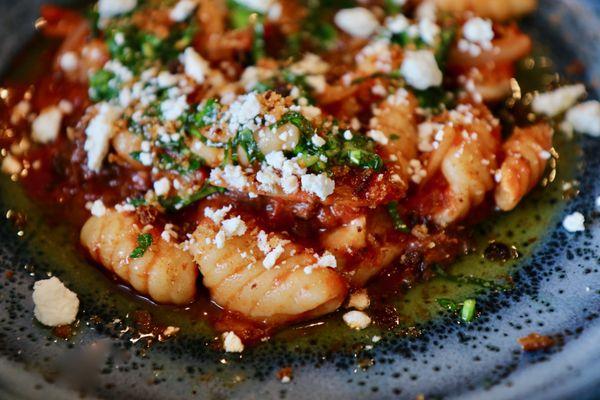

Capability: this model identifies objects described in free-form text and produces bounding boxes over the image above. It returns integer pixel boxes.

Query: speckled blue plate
[0,0,599,399]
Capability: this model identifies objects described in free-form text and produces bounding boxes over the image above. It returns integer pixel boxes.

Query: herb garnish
[130,233,153,258]
[387,201,410,232]
[460,299,477,322]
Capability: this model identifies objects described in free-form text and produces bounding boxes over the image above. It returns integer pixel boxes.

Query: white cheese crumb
[343,130,353,140]
[89,199,107,217]
[301,173,335,201]
[204,205,232,225]
[161,224,177,243]
[372,335,381,343]
[418,18,440,46]
[161,95,189,121]
[221,216,247,237]
[222,331,244,352]
[181,47,209,84]
[562,212,585,232]
[210,165,249,190]
[263,244,285,269]
[532,84,586,117]
[348,290,370,310]
[386,14,410,34]
[458,17,494,56]
[98,0,137,18]
[1,154,22,175]
[265,151,286,169]
[234,0,271,13]
[32,106,63,144]
[334,8,380,38]
[32,277,79,327]
[170,0,197,22]
[367,129,389,145]
[59,51,79,72]
[415,0,437,21]
[400,50,443,90]
[226,92,262,134]
[316,251,337,268]
[343,310,371,330]
[311,134,326,147]
[153,177,171,196]
[566,101,600,137]
[84,104,121,172]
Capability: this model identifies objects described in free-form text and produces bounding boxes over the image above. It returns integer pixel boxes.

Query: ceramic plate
[0,0,599,399]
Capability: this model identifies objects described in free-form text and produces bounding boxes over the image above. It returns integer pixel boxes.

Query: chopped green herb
[234,129,264,163]
[436,298,459,311]
[130,233,153,258]
[252,22,266,62]
[159,183,225,211]
[388,201,410,232]
[413,87,455,114]
[89,69,119,102]
[128,197,146,207]
[105,22,197,73]
[227,0,257,29]
[461,299,477,322]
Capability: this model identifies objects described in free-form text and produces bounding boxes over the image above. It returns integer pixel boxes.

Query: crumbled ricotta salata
[181,47,209,84]
[234,0,271,13]
[88,199,107,217]
[1,154,22,175]
[32,106,63,144]
[224,92,263,134]
[84,104,122,172]
[98,0,137,18]
[400,50,443,90]
[210,165,249,190]
[458,17,494,56]
[204,205,232,225]
[348,289,370,311]
[222,331,244,352]
[32,277,79,327]
[334,8,380,38]
[161,95,189,121]
[170,0,198,22]
[153,177,171,196]
[59,51,79,72]
[532,84,586,117]
[566,101,600,137]
[263,244,285,269]
[343,310,371,330]
[367,129,389,145]
[562,212,585,232]
[301,173,335,200]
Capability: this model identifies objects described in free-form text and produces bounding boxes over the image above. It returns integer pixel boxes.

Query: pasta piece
[369,90,419,188]
[80,211,197,305]
[495,124,553,211]
[435,0,537,21]
[190,139,224,168]
[188,216,347,324]
[111,131,143,168]
[421,104,501,226]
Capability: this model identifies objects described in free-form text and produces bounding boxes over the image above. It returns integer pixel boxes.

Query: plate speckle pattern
[0,0,599,399]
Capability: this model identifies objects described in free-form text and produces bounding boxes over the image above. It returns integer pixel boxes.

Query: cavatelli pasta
[80,211,197,304]
[495,123,553,211]
[422,105,501,226]
[434,0,537,20]
[188,216,347,324]
[111,131,143,168]
[369,90,419,188]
